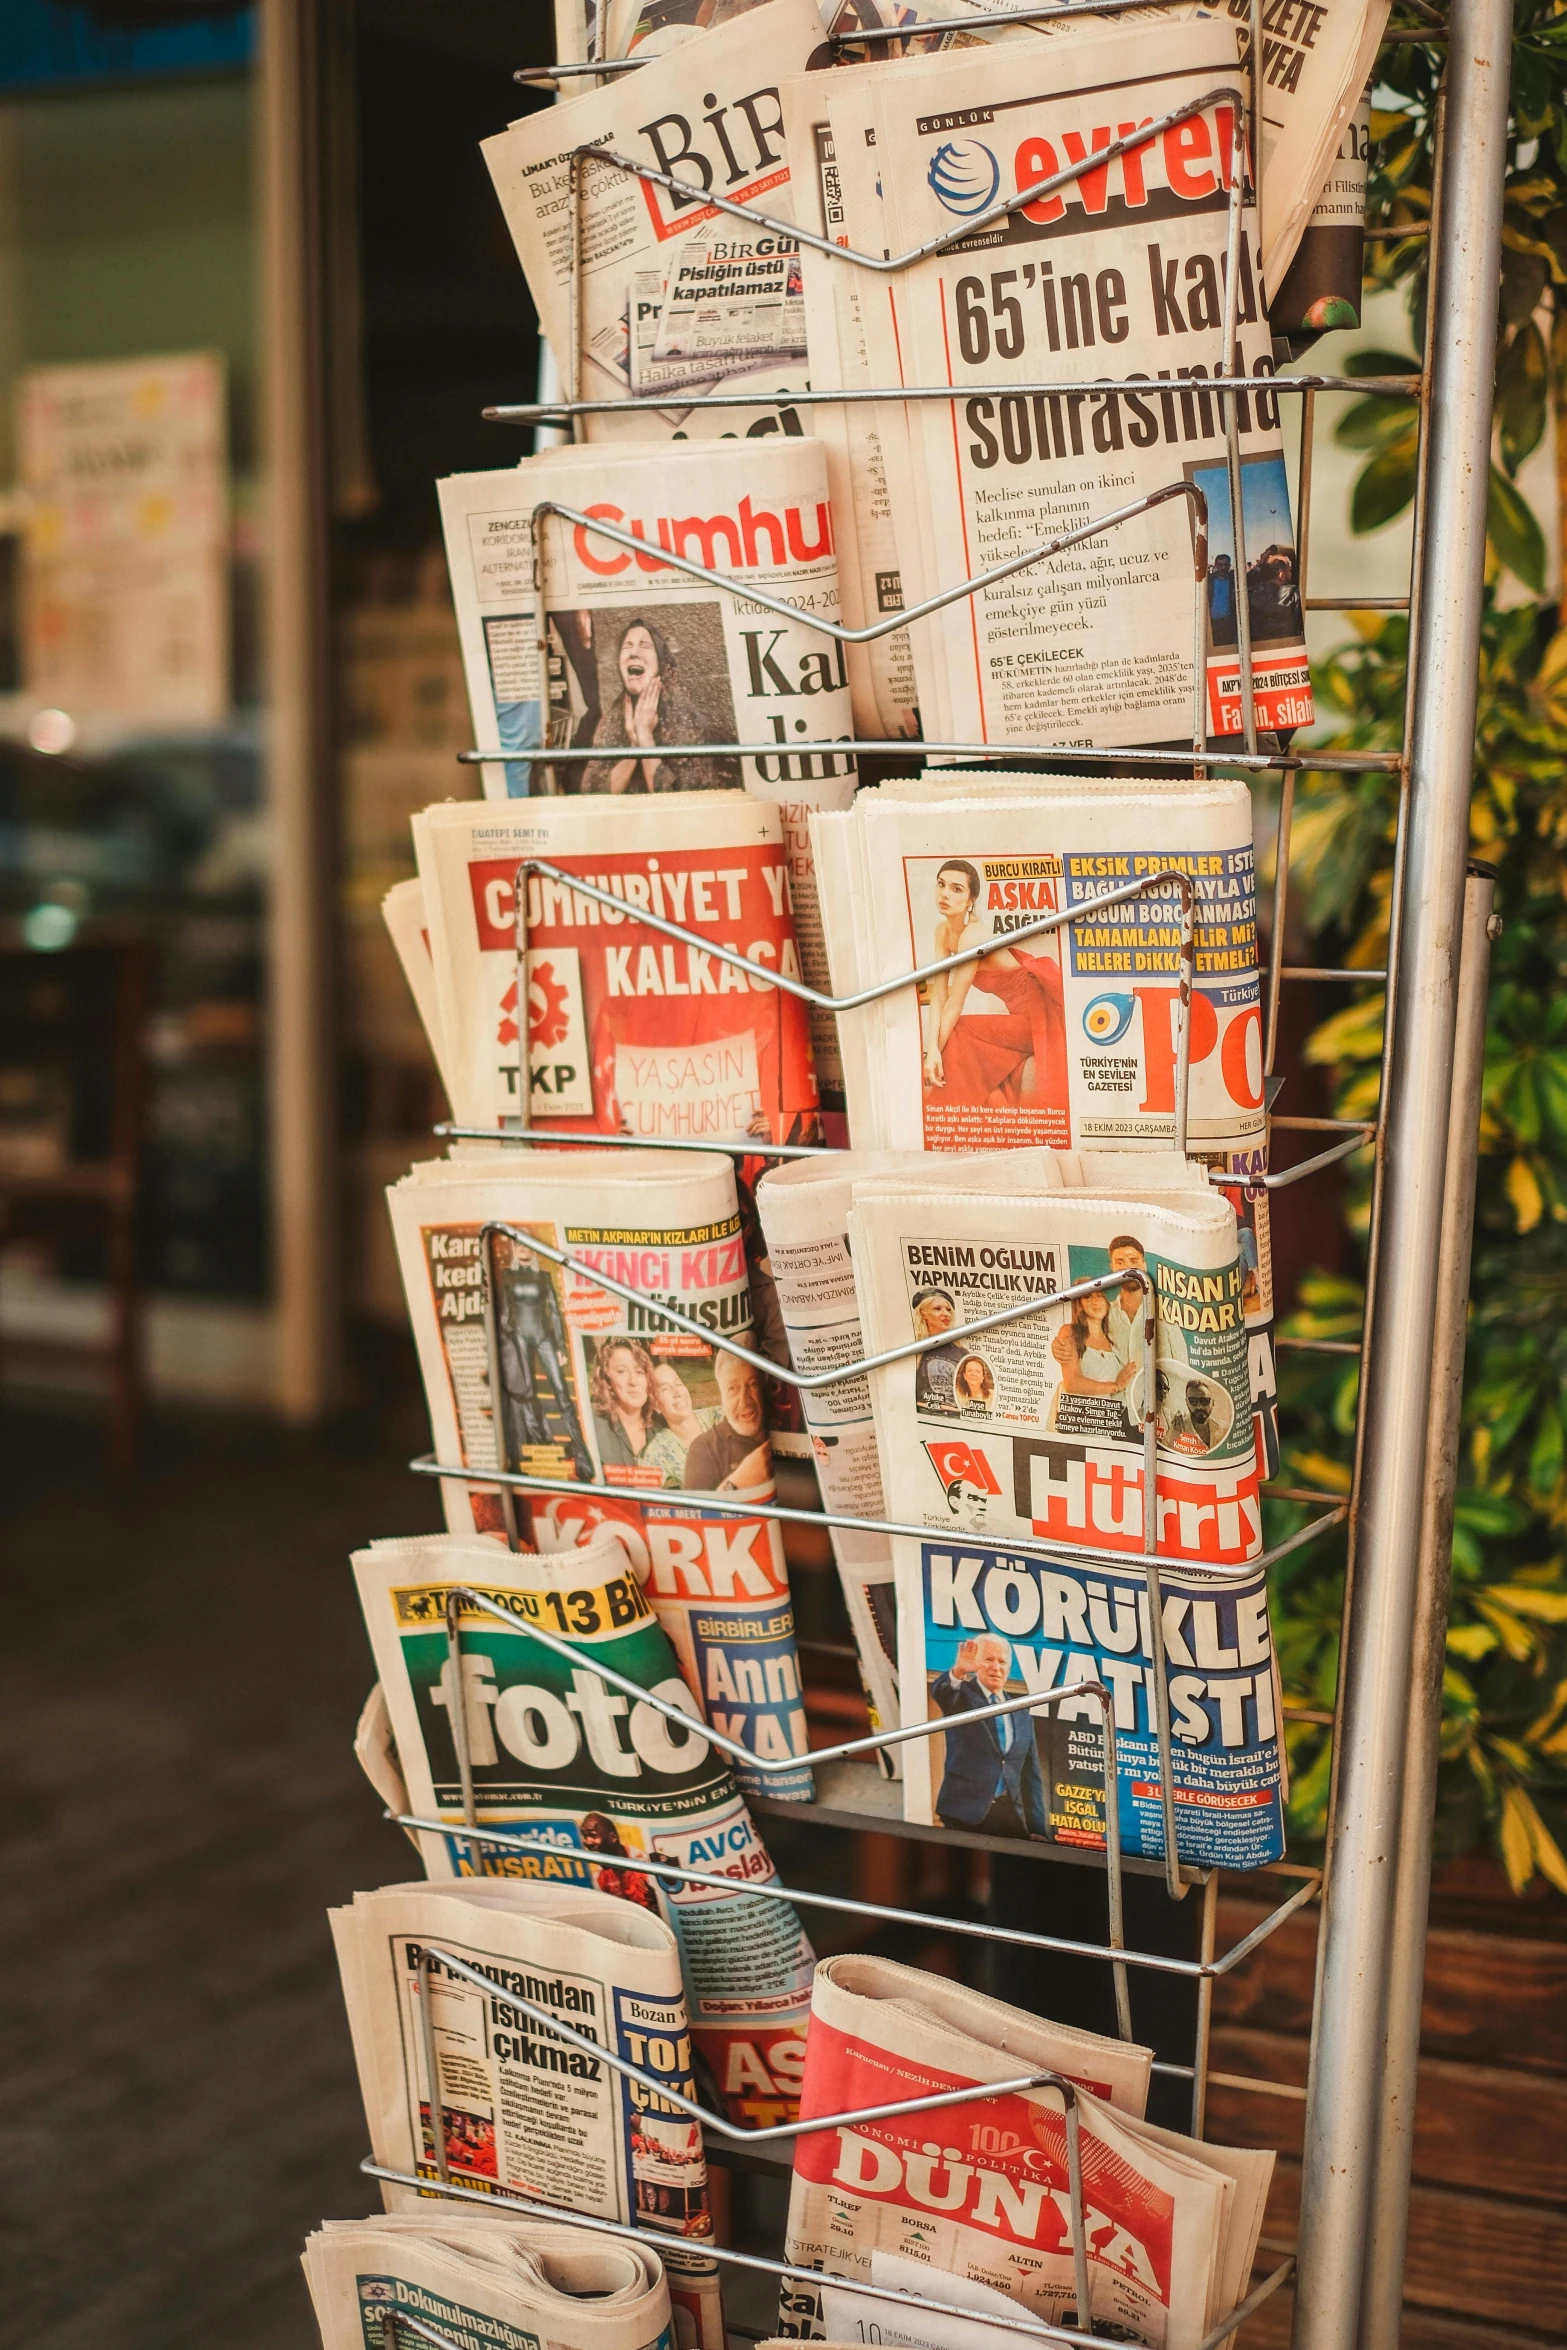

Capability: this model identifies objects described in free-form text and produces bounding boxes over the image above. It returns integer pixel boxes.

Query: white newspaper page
[831,21,1313,748]
[754,1151,937,1753]
[383,878,459,1113]
[1223,0,1390,291]
[483,1,830,442]
[780,63,921,739]
[331,1877,723,2348]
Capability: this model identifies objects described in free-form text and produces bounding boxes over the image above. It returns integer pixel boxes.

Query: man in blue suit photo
[931,1633,1049,1837]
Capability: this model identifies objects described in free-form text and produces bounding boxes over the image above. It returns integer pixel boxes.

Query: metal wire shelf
[363,2162,1297,2350]
[351,18,1512,2348]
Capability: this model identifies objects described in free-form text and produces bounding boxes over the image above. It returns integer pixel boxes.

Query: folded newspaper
[413,793,820,1140]
[332,1874,724,2348]
[486,0,828,440]
[780,1953,1271,2350]
[812,776,1263,1157]
[845,1168,1285,1866]
[754,1149,929,1761]
[303,2214,673,2350]
[388,1148,815,1800]
[383,877,459,1115]
[795,19,1314,749]
[353,1531,816,2132]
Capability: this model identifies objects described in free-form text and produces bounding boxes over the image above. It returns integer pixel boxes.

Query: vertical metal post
[1359,863,1498,2350]
[257,0,342,1419]
[1189,1868,1219,2139]
[1291,6,1509,2344]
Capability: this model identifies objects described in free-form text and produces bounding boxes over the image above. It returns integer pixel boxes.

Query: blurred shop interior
[0,0,1365,1453]
[0,0,555,1442]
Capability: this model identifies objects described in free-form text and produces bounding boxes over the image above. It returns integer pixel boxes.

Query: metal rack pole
[1291,6,1511,2344]
[1359,862,1499,2350]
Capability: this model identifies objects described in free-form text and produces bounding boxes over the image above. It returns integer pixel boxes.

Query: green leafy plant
[1265,5,1567,1891]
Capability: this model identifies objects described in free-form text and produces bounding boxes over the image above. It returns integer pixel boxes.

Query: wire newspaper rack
[359,12,1511,2350]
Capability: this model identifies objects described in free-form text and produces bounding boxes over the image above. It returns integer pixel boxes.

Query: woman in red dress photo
[920,857,1070,1131]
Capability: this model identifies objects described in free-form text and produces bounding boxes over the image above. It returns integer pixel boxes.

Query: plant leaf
[1506,1154,1545,1232]
[1498,318,1549,474]
[1351,437,1421,534]
[1499,1785,1535,1891]
[1335,393,1420,452]
[1487,1583,1567,1621]
[1343,348,1420,377]
[1487,464,1547,590]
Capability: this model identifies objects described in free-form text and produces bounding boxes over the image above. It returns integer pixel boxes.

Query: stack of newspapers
[295,0,1404,2338]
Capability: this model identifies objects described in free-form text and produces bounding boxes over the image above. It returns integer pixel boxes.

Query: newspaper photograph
[388,1149,815,1800]
[811,778,1265,1156]
[845,1175,1263,1568]
[353,1533,817,2135]
[331,1875,723,2348]
[412,794,820,1139]
[484,0,829,441]
[896,1533,1285,1866]
[780,1953,1271,2350]
[303,2215,674,2350]
[817,18,1314,748]
[631,230,807,398]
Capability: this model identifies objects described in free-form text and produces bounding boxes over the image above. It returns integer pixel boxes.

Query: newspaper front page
[388,1150,814,1801]
[817,19,1313,748]
[780,1953,1271,2350]
[781,7,1197,738]
[848,1176,1261,1569]
[811,778,1264,1156]
[413,794,819,1140]
[332,1875,722,2348]
[842,1174,1283,1864]
[485,0,829,443]
[303,2215,673,2350]
[354,1534,817,2139]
